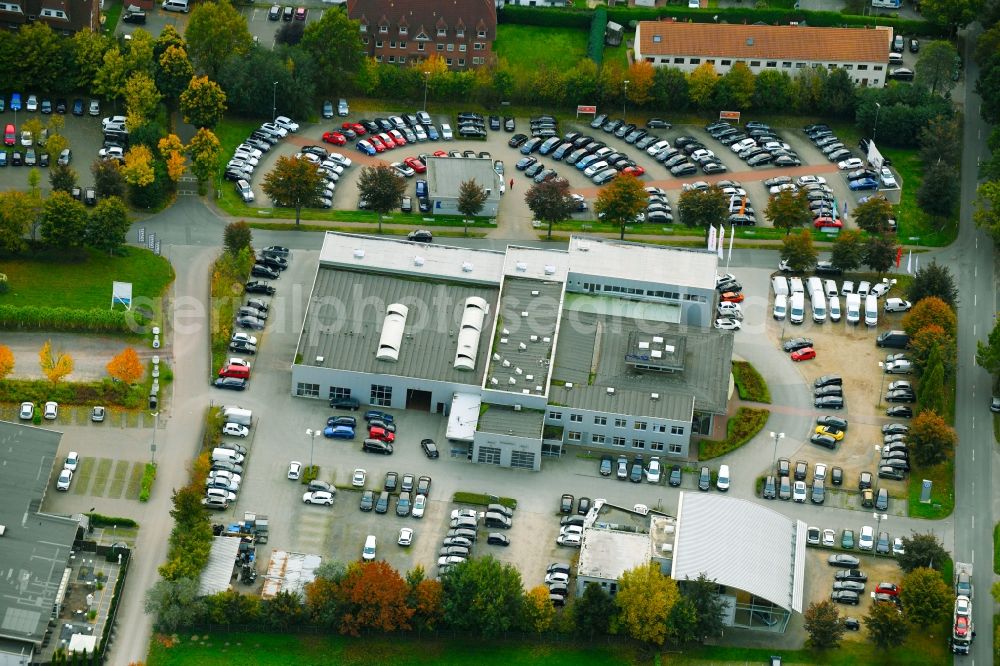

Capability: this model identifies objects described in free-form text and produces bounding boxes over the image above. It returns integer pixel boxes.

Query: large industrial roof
[567,236,718,291]
[199,537,241,596]
[485,277,563,395]
[672,492,807,613]
[426,156,502,201]
[298,267,499,384]
[477,405,544,439]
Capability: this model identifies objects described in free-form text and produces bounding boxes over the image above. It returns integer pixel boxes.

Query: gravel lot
[805,547,904,632]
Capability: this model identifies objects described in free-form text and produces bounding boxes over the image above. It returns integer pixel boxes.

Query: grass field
[495,25,588,73]
[0,247,174,310]
[148,633,646,666]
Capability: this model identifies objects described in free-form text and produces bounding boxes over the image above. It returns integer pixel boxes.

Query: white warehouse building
[291,233,734,471]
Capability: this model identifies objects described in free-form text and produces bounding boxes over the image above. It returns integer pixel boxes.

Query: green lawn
[148,633,646,666]
[0,247,174,310]
[102,0,123,37]
[881,147,957,247]
[495,25,588,73]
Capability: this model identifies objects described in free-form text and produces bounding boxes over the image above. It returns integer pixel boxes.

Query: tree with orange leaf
[626,61,655,106]
[39,340,73,384]
[406,566,443,631]
[0,343,14,380]
[107,347,144,384]
[338,560,413,636]
[158,134,187,183]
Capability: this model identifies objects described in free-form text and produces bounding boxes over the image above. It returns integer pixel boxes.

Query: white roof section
[319,232,506,286]
[67,634,97,654]
[446,392,481,442]
[503,245,570,282]
[577,528,653,581]
[198,536,241,595]
[454,297,490,371]
[672,492,806,613]
[261,550,323,600]
[376,303,408,362]
[567,236,718,291]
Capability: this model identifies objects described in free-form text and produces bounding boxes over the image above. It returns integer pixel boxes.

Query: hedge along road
[1,332,156,382]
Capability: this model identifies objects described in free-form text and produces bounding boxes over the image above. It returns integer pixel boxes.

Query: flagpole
[726,223,735,270]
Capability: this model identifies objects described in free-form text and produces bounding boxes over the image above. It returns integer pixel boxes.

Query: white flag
[915,255,919,272]
[717,225,725,259]
[708,225,717,251]
[906,250,912,274]
[727,222,735,262]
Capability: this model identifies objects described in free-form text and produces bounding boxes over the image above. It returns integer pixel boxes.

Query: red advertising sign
[719,110,741,122]
[576,105,597,115]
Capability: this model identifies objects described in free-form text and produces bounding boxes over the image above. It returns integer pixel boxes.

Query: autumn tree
[521,585,556,633]
[156,45,195,107]
[158,134,187,183]
[187,127,221,185]
[94,47,128,103]
[865,600,909,649]
[803,600,845,649]
[180,75,227,129]
[87,196,131,254]
[626,61,655,106]
[223,221,253,256]
[0,344,15,380]
[71,28,109,91]
[440,556,524,636]
[714,62,755,109]
[337,560,414,636]
[830,228,865,271]
[900,567,952,629]
[262,156,326,226]
[909,324,957,377]
[92,159,128,200]
[688,62,719,110]
[907,260,958,307]
[525,177,575,240]
[908,409,957,466]
[854,196,894,234]
[39,191,88,249]
[39,340,73,384]
[457,179,488,236]
[122,145,155,187]
[614,562,679,646]
[780,229,818,272]
[356,165,407,234]
[678,185,728,237]
[407,567,443,632]
[864,235,897,275]
[49,164,78,195]
[107,347,144,384]
[591,173,646,240]
[304,569,344,628]
[765,188,812,235]
[184,0,253,78]
[902,296,957,338]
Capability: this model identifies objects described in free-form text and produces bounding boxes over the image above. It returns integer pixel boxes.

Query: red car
[622,165,645,177]
[4,123,14,146]
[720,291,744,303]
[369,426,395,443]
[874,582,900,596]
[433,150,448,157]
[322,131,346,146]
[790,347,816,362]
[377,133,396,149]
[954,615,970,638]
[368,136,387,152]
[344,122,365,135]
[294,6,307,20]
[404,156,426,173]
[814,217,843,229]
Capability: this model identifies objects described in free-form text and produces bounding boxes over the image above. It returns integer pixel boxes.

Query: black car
[256,254,287,271]
[359,489,374,511]
[214,377,247,391]
[828,553,861,568]
[646,118,671,129]
[817,416,848,431]
[830,591,860,606]
[777,458,790,477]
[885,389,915,403]
[420,438,439,459]
[577,497,591,515]
[122,7,146,23]
[669,464,682,487]
[251,264,279,280]
[487,532,510,546]
[447,528,477,541]
[560,494,574,514]
[524,162,545,178]
[245,280,276,295]
[83,187,97,205]
[835,569,867,582]
[815,385,843,398]
[783,337,813,352]
[814,375,842,388]
[599,455,612,477]
[229,340,256,355]
[811,480,825,504]
[875,488,889,511]
[489,115,501,130]
[375,491,390,513]
[831,466,843,486]
[814,261,843,276]
[503,117,515,132]
[417,475,431,496]
[815,396,844,410]
[327,416,356,428]
[878,466,906,481]
[698,466,711,491]
[508,133,528,148]
[629,460,643,483]
[762,475,776,499]
[886,405,913,418]
[362,439,393,455]
[383,471,398,493]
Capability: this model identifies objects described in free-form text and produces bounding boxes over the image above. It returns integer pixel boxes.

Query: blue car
[72,98,84,116]
[356,140,376,156]
[323,425,355,439]
[10,93,20,111]
[425,124,439,141]
[849,177,879,191]
[416,179,428,198]
[364,409,393,423]
[519,138,542,155]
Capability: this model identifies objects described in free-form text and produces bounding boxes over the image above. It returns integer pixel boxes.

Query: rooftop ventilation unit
[653,336,663,344]
[453,296,490,371]
[490,377,498,385]
[651,393,660,400]
[500,337,508,344]
[518,342,527,351]
[638,341,649,350]
[607,387,616,395]
[353,248,365,259]
[565,382,573,389]
[462,262,474,272]
[515,367,522,375]
[530,335,538,342]
[508,377,517,385]
[492,353,501,361]
[414,256,425,266]
[516,262,527,272]
[315,356,324,363]
[523,389,531,394]
[513,404,522,411]
[544,265,556,275]
[535,386,544,392]
[543,337,551,343]
[526,374,534,381]
[502,328,510,335]
[665,345,675,353]
[531,290,540,297]
[502,360,511,368]
[521,311,529,318]
[376,303,408,362]
[651,350,663,359]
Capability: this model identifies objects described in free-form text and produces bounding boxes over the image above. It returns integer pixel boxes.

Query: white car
[556,533,582,548]
[260,122,288,138]
[19,402,33,420]
[884,297,912,312]
[326,152,352,167]
[64,451,80,472]
[391,162,415,178]
[228,357,250,367]
[56,468,73,491]
[414,125,428,141]
[796,175,826,187]
[645,457,661,483]
[955,595,971,616]
[102,115,127,129]
[44,401,58,420]
[892,537,905,556]
[352,468,367,487]
[769,183,797,195]
[412,493,427,518]
[232,151,259,167]
[716,464,730,491]
[859,525,875,551]
[440,123,453,140]
[841,280,855,295]
[880,167,898,188]
[438,555,466,566]
[222,423,249,437]
[287,461,302,480]
[714,318,742,331]
[210,469,242,484]
[398,527,414,546]
[363,535,377,560]
[206,476,239,492]
[814,463,827,482]
[273,115,299,132]
[451,508,479,521]
[545,572,570,585]
[822,529,836,547]
[231,332,258,345]
[236,179,254,203]
[837,158,864,170]
[26,94,38,111]
[793,480,807,502]
[302,490,335,506]
[99,146,124,160]
[806,526,821,545]
[560,524,583,537]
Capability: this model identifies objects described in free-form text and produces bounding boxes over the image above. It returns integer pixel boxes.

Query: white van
[806,277,823,296]
[161,0,189,11]
[789,277,805,294]
[864,294,878,327]
[773,294,787,320]
[716,464,730,491]
[790,292,805,324]
[362,535,377,560]
[772,276,789,297]
[828,295,841,322]
[223,407,252,426]
[811,291,826,323]
[211,447,245,465]
[846,293,861,325]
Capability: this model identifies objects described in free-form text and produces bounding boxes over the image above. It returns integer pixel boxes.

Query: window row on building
[296,382,392,407]
[646,56,885,73]
[548,410,684,435]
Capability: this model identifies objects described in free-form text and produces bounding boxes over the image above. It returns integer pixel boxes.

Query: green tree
[865,599,909,649]
[687,62,718,110]
[525,178,575,240]
[49,164,77,195]
[440,555,524,636]
[185,0,253,78]
[915,360,946,417]
[752,70,794,113]
[262,590,305,631]
[594,173,647,240]
[86,196,131,254]
[915,40,960,95]
[900,567,952,629]
[0,191,36,253]
[677,185,728,237]
[803,600,845,649]
[123,28,156,76]
[907,260,958,307]
[70,29,108,91]
[920,0,978,35]
[665,596,700,646]
[903,296,957,338]
[780,229,818,273]
[93,47,128,103]
[17,23,62,93]
[714,62,755,109]
[864,235,897,275]
[223,221,253,256]
[180,75,227,129]
[908,409,956,466]
[919,115,962,168]
[157,45,195,107]
[300,7,363,87]
[573,582,615,637]
[975,178,1000,244]
[187,127,222,185]
[457,179,488,236]
[154,24,186,61]
[918,162,959,219]
[262,156,325,226]
[355,165,406,233]
[679,573,726,643]
[651,66,690,112]
[854,196,894,234]
[821,67,858,118]
[144,578,206,632]
[976,319,1000,375]
[614,562,679,646]
[765,189,812,235]
[39,191,88,249]
[92,159,128,200]
[830,229,865,271]
[898,533,949,573]
[124,72,162,129]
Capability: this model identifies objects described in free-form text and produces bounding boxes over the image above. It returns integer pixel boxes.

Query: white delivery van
[773,294,788,320]
[806,277,823,296]
[790,292,805,324]
[828,295,841,322]
[789,277,805,294]
[772,276,789,297]
[846,293,861,325]
[223,407,252,426]
[864,294,878,327]
[211,447,245,465]
[811,291,827,323]
[162,0,189,11]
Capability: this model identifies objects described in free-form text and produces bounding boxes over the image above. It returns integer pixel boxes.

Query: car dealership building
[292,233,734,470]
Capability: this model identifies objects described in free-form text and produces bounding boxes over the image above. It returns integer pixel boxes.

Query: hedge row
[732,361,772,404]
[499,5,943,37]
[139,463,156,502]
[0,378,143,407]
[588,7,607,66]
[453,491,518,509]
[85,513,139,528]
[698,407,770,460]
[0,304,147,333]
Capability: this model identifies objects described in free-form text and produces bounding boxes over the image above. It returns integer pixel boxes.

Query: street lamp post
[422,71,430,112]
[872,102,881,142]
[304,428,319,468]
[770,431,785,466]
[272,81,278,122]
[877,362,886,407]
[622,80,629,120]
[150,411,159,464]
[874,512,888,542]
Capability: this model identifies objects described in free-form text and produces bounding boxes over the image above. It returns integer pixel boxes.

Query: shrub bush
[588,7,607,66]
[698,407,770,459]
[139,463,157,502]
[0,378,142,407]
[85,513,139,528]
[301,465,319,485]
[732,361,772,403]
[453,491,518,509]
[201,406,225,452]
[0,304,148,333]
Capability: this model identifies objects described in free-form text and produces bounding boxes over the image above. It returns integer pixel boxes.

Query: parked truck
[952,562,974,654]
[223,406,252,426]
[955,562,973,598]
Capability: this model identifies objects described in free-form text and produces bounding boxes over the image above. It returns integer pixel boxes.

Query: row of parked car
[440,506,513,575]
[203,417,253,510]
[827,561,902,608]
[714,272,745,331]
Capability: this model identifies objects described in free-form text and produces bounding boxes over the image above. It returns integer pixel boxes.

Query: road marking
[971,549,975,564]
[974,325,977,335]
[972,449,975,462]
[974,294,977,306]
[972,515,975,529]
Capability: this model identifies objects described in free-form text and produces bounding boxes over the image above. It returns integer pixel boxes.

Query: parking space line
[91,457,114,497]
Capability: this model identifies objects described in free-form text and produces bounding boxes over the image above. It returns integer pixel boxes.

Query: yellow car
[814,425,845,441]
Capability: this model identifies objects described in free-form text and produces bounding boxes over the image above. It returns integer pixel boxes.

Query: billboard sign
[112,281,133,310]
